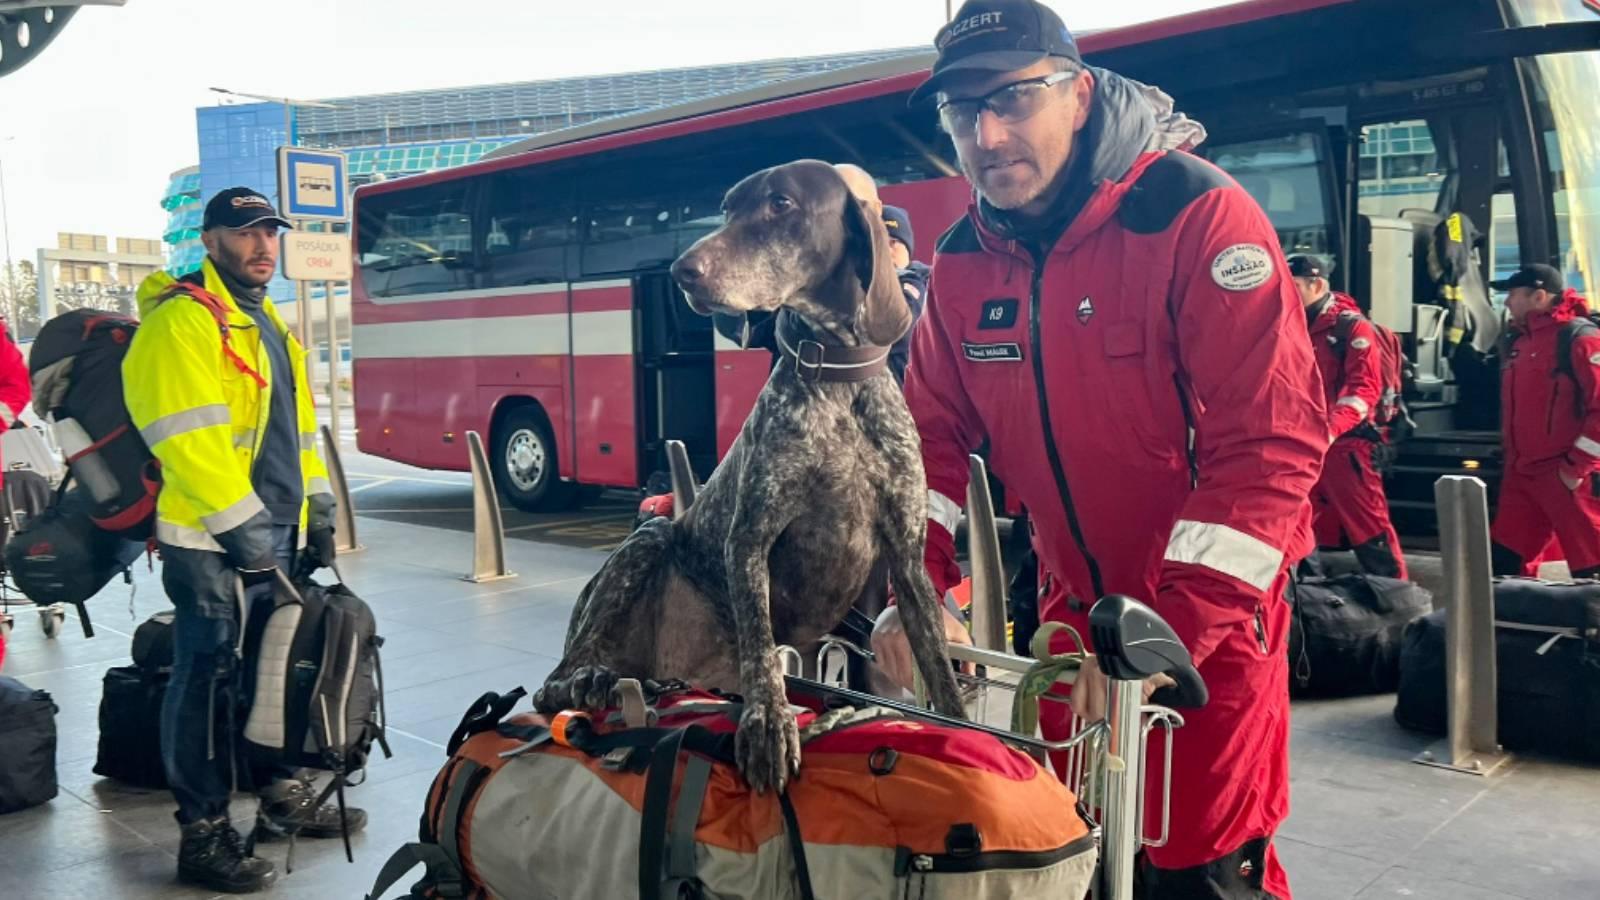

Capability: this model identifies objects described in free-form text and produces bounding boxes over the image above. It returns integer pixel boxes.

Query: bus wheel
[493,408,575,513]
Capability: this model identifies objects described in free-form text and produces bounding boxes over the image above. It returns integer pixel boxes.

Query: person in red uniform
[1489,264,1600,578]
[0,314,32,672]
[1290,254,1406,578]
[870,1,1326,896]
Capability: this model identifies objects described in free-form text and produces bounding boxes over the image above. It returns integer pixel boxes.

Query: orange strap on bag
[156,282,268,389]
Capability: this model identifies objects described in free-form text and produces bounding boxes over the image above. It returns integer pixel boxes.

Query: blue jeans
[161,525,298,824]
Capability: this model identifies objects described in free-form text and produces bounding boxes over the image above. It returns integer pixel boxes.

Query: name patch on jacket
[963,341,1023,362]
[978,298,1019,330]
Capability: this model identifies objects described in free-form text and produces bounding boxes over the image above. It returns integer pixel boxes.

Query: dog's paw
[735,696,802,795]
[533,665,621,714]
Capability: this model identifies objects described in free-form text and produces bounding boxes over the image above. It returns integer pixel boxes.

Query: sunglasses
[937,69,1080,137]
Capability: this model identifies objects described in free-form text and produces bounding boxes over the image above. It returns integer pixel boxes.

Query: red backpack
[1334,311,1410,432]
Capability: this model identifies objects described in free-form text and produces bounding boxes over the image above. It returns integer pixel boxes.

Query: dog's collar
[776,331,889,384]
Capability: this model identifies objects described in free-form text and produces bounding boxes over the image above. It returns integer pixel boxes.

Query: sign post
[276,147,351,442]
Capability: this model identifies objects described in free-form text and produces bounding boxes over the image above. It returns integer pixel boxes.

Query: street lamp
[0,136,16,327]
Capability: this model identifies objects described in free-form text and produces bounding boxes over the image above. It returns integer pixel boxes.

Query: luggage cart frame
[783,636,1187,900]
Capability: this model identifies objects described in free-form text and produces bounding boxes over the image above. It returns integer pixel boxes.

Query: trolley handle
[1088,594,1209,710]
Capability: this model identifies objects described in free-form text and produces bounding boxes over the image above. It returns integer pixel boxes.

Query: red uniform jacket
[1501,289,1600,480]
[0,321,28,430]
[1308,292,1383,444]
[906,149,1327,669]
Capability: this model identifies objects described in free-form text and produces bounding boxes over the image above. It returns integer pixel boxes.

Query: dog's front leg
[881,482,968,719]
[723,487,802,795]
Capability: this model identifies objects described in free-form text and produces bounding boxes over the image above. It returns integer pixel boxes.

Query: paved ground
[2,429,1597,899]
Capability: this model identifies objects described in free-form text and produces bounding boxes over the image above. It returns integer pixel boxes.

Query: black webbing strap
[662,754,715,895]
[447,687,527,756]
[638,729,690,900]
[778,789,818,900]
[438,759,485,884]
[365,841,467,900]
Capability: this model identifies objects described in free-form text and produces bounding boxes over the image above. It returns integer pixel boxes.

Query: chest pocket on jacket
[1091,319,1186,464]
[1103,322,1145,362]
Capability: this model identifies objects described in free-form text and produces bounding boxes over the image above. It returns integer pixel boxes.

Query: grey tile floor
[2,515,1597,899]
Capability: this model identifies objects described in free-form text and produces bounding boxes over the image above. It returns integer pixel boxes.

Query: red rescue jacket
[907,148,1327,668]
[1308,292,1383,445]
[0,321,28,431]
[1501,289,1600,479]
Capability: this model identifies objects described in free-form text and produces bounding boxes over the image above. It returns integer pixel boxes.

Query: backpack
[1333,310,1411,435]
[1553,312,1600,417]
[239,571,390,858]
[367,681,1097,900]
[0,675,58,813]
[26,281,263,541]
[3,485,144,638]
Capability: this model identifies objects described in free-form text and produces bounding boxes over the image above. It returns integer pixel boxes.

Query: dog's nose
[671,252,709,287]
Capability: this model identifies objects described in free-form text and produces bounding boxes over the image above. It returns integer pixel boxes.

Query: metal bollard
[665,439,698,518]
[965,454,1008,652]
[462,430,516,583]
[319,425,362,555]
[1416,475,1511,776]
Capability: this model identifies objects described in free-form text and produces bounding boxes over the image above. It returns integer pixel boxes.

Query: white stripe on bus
[351,310,631,359]
[360,279,631,306]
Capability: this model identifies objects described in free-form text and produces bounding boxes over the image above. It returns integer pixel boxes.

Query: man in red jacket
[872,1,1326,896]
[1489,264,1600,578]
[1290,254,1406,578]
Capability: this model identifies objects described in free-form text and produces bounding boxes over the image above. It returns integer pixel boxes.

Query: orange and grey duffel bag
[366,679,1097,899]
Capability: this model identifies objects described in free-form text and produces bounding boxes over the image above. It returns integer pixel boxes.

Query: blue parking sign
[277,147,348,222]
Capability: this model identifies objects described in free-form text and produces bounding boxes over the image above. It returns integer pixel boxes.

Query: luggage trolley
[786,595,1204,900]
[0,423,69,641]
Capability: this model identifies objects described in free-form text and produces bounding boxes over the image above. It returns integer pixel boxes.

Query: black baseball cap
[203,187,292,231]
[909,0,1083,106]
[1287,254,1333,279]
[881,205,915,255]
[1490,263,1564,294]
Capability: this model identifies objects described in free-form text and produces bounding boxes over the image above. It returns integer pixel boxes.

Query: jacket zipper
[1028,262,1105,600]
[1253,607,1270,655]
[896,832,1097,876]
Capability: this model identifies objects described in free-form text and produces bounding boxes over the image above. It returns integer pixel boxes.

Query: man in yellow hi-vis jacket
[126,188,360,894]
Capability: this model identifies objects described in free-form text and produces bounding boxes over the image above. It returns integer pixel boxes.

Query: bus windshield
[1509,0,1600,293]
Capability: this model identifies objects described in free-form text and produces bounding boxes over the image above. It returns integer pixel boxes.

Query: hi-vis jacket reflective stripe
[126,259,334,562]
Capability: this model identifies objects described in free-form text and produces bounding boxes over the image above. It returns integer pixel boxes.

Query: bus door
[635,270,718,485]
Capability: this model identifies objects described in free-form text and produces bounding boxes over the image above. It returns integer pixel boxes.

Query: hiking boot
[256,774,368,840]
[178,815,278,894]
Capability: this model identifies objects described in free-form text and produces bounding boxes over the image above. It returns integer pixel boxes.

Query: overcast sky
[0,0,1229,265]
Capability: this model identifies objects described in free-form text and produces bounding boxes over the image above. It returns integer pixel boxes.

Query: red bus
[352,0,1598,532]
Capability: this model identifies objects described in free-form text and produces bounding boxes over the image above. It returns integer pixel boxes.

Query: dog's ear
[843,190,913,348]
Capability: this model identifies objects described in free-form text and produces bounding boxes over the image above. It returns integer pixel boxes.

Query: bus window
[355,181,475,298]
[581,191,678,277]
[1508,0,1600,295]
[483,169,575,287]
[1205,131,1337,264]
[1356,120,1454,222]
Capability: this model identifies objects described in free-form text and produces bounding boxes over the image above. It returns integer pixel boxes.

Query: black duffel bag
[0,675,59,813]
[93,665,171,789]
[1395,578,1600,761]
[1288,572,1433,696]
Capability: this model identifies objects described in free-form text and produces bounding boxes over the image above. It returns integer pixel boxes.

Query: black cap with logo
[202,187,292,231]
[1490,263,1564,294]
[909,0,1083,105]
[1287,254,1333,280]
